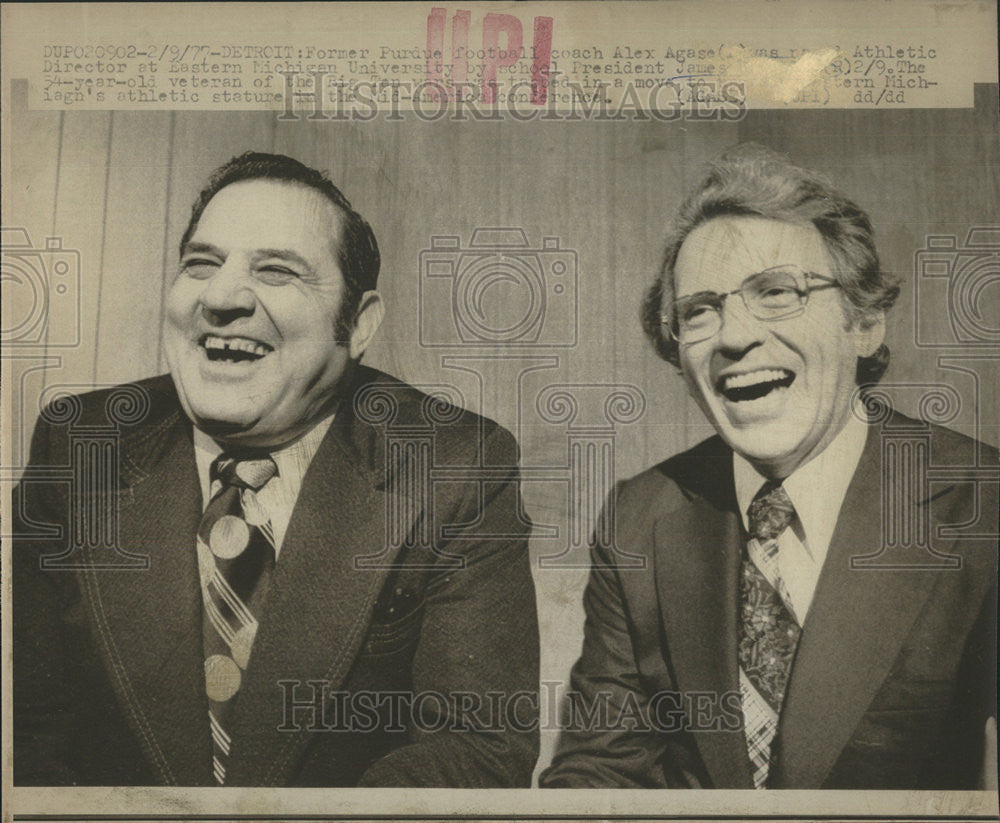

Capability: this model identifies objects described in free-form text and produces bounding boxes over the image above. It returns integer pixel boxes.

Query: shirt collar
[192,413,336,507]
[733,401,869,557]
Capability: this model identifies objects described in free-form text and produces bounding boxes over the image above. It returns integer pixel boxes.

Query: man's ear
[854,310,886,358]
[348,290,385,359]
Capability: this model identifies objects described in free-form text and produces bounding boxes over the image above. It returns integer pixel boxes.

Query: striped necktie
[197,453,277,786]
[737,480,801,789]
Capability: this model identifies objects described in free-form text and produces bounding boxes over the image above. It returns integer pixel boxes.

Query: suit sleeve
[933,577,998,789]
[926,443,999,790]
[12,412,83,785]
[357,421,540,787]
[539,493,678,788]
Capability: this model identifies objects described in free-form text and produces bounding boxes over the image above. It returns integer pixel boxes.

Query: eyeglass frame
[659,265,842,345]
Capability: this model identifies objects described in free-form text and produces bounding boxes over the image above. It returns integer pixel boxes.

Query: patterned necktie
[737,480,801,789]
[197,453,277,786]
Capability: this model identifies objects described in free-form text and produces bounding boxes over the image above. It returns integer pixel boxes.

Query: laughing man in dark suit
[541,144,997,790]
[14,152,539,787]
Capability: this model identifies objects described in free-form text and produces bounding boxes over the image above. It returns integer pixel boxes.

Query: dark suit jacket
[541,409,997,789]
[14,366,539,787]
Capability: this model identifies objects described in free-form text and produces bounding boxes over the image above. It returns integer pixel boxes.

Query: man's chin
[187,405,326,449]
[173,392,261,433]
[715,418,809,470]
[189,411,261,440]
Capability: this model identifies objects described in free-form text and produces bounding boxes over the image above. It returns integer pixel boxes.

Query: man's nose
[199,261,255,322]
[715,294,768,353]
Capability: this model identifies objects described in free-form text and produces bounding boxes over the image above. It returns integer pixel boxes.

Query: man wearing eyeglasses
[540,144,997,790]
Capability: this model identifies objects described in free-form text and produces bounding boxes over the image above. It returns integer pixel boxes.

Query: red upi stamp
[426,8,554,104]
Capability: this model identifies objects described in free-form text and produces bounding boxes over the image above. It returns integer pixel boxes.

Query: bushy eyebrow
[254,248,314,272]
[180,240,221,258]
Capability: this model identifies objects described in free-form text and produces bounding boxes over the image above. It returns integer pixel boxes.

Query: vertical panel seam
[91,112,115,384]
[156,111,178,372]
[40,110,67,389]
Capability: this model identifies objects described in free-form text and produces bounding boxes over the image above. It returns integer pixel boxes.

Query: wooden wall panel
[94,111,173,385]
[4,82,63,469]
[43,110,113,395]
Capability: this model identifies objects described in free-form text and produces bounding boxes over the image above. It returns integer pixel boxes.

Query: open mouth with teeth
[717,368,795,402]
[200,334,274,363]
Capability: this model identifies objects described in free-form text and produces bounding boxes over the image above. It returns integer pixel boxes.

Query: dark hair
[181,151,380,340]
[641,143,900,385]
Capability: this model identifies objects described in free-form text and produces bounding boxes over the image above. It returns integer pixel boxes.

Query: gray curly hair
[641,143,900,385]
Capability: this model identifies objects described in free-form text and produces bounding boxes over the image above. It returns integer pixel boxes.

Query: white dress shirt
[733,407,869,623]
[193,414,336,557]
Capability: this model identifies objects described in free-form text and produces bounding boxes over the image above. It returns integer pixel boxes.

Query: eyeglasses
[660,265,841,345]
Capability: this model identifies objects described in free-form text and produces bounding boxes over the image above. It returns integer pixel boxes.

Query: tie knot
[747,481,795,541]
[212,454,277,491]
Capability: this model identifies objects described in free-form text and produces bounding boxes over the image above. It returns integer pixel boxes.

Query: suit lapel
[79,388,213,785]
[771,415,946,787]
[225,404,402,786]
[653,444,754,788]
